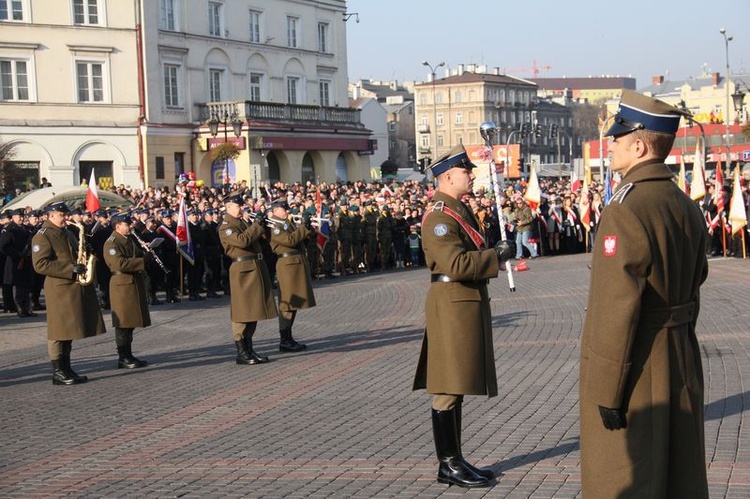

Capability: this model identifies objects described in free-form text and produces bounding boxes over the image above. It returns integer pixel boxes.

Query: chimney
[712,72,721,86]
[457,64,464,75]
[652,75,664,85]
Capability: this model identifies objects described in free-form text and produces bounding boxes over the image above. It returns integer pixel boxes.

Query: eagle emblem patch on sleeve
[108,248,117,256]
[225,229,233,236]
[434,224,448,237]
[603,235,617,257]
[32,244,40,253]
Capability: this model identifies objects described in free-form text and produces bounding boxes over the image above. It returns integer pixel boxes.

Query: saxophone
[68,221,95,285]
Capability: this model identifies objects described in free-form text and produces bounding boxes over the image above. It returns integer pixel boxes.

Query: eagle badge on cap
[274,228,281,235]
[225,229,233,236]
[603,235,617,257]
[434,224,448,237]
[108,248,117,256]
[32,244,40,253]
[283,222,289,231]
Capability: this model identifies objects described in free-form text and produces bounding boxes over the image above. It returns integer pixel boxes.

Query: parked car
[2,186,133,212]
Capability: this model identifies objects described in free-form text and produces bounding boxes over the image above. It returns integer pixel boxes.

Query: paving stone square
[0,254,748,497]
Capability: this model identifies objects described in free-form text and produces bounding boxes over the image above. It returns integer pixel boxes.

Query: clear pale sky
[344,0,750,89]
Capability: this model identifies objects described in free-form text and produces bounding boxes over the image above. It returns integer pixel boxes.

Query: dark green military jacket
[413,191,500,396]
[31,221,105,340]
[580,159,709,498]
[104,232,151,328]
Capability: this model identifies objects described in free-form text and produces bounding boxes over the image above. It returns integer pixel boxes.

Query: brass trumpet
[245,211,278,228]
[67,221,95,285]
[290,214,330,227]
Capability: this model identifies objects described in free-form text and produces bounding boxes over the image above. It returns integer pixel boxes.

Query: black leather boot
[235,338,269,365]
[455,401,495,479]
[62,354,88,383]
[117,345,148,369]
[279,328,306,352]
[432,408,491,488]
[51,359,78,385]
[150,293,163,305]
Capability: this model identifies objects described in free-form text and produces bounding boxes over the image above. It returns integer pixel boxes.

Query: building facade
[0,0,372,192]
[414,65,574,175]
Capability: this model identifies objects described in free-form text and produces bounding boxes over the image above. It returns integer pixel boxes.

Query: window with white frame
[163,63,181,108]
[249,9,261,43]
[319,80,331,106]
[160,0,177,31]
[455,112,462,124]
[436,113,443,126]
[208,1,222,37]
[421,115,427,125]
[287,16,298,48]
[420,135,430,148]
[0,59,29,100]
[286,76,300,104]
[0,0,25,21]
[435,92,442,104]
[317,22,329,53]
[75,60,105,102]
[249,72,263,101]
[73,0,101,26]
[209,68,223,102]
[454,91,461,102]
[437,135,444,147]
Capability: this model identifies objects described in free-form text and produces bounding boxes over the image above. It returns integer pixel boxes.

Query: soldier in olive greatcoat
[580,90,709,498]
[103,213,151,369]
[218,193,277,365]
[268,199,316,352]
[31,202,105,385]
[0,208,35,317]
[412,145,514,488]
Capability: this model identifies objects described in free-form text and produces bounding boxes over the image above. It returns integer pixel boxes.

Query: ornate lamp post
[422,60,445,163]
[732,87,746,124]
[207,110,243,184]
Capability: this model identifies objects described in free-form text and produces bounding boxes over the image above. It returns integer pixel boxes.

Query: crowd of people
[0,162,747,318]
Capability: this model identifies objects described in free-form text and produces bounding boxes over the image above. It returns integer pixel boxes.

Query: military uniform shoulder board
[221,221,228,225]
[38,227,47,235]
[106,234,116,242]
[610,183,634,204]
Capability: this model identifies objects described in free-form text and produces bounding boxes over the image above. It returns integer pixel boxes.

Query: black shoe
[188,294,205,301]
[455,402,495,479]
[32,303,45,311]
[235,340,269,365]
[117,346,148,369]
[279,339,307,352]
[432,408,491,488]
[51,359,81,386]
[17,310,36,318]
[150,297,163,306]
[62,354,88,383]
[206,292,221,298]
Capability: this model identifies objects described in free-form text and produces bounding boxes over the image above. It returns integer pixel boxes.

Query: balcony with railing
[199,101,365,129]
[417,124,430,133]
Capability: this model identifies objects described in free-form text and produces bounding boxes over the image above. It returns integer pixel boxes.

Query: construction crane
[502,60,552,78]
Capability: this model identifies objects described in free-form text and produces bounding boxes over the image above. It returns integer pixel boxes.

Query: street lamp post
[720,28,733,174]
[422,60,444,163]
[207,109,243,184]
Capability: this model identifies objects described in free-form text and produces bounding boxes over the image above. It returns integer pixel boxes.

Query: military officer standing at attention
[413,145,514,489]
[218,192,277,365]
[31,202,106,385]
[579,90,709,498]
[268,199,315,352]
[103,213,151,369]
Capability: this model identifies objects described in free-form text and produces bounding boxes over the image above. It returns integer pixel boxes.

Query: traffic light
[517,145,524,171]
[534,124,542,138]
[521,123,530,138]
[550,124,558,139]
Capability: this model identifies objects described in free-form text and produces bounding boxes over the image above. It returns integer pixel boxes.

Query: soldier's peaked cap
[224,192,244,205]
[427,144,477,177]
[271,199,289,210]
[605,89,691,137]
[111,212,131,224]
[45,201,71,214]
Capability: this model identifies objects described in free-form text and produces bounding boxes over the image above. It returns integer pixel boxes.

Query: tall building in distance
[0,0,373,191]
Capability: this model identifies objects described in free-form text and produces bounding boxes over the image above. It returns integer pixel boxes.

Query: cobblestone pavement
[0,254,748,498]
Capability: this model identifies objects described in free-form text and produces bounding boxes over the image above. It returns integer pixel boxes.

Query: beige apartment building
[0,0,371,192]
[415,65,574,172]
